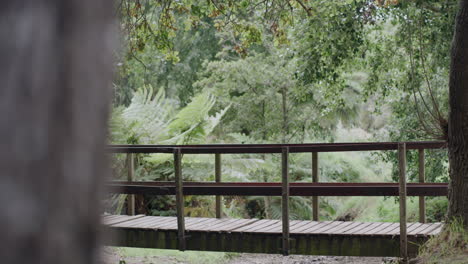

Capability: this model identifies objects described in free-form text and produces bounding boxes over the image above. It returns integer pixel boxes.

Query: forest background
[107,0,453,225]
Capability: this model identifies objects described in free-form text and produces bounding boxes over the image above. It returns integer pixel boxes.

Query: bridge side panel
[105,228,428,257]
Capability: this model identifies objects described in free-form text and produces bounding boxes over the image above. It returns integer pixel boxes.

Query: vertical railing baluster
[418,149,426,223]
[215,153,222,218]
[312,152,319,221]
[398,143,408,263]
[126,153,135,216]
[174,148,186,251]
[281,147,290,256]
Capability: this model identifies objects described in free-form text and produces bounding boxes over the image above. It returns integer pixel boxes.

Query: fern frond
[122,85,175,144]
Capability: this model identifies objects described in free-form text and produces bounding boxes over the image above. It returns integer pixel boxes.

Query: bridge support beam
[281,147,290,256]
[398,143,408,263]
[174,148,186,251]
[418,149,426,223]
[312,152,319,221]
[126,153,135,216]
[215,153,222,218]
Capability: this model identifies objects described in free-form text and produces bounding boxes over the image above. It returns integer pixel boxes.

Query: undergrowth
[413,218,468,264]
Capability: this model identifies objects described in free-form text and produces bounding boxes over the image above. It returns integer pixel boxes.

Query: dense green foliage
[108,0,454,223]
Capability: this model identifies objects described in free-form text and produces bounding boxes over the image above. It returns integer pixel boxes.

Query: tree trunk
[448,0,468,228]
[0,1,115,263]
[281,86,289,144]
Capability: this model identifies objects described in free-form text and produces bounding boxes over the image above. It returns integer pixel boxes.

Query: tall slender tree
[448,0,468,227]
[0,1,115,263]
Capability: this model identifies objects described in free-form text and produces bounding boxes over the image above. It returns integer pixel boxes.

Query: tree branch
[295,0,312,16]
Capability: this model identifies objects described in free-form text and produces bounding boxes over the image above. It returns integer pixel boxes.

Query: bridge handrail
[107,141,446,153]
[107,181,448,196]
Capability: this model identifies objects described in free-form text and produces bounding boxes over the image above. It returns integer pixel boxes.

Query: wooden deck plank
[104,215,442,237]
[407,223,424,234]
[186,218,222,231]
[195,218,243,231]
[226,219,260,232]
[230,219,269,232]
[292,221,322,233]
[184,217,212,229]
[106,215,146,226]
[103,215,121,221]
[121,216,168,226]
[289,221,313,233]
[382,223,403,235]
[333,222,365,234]
[184,218,218,230]
[117,216,165,228]
[428,224,443,235]
[351,222,384,235]
[258,223,282,233]
[132,217,175,229]
[406,223,433,235]
[210,218,257,231]
[112,216,165,228]
[257,220,305,233]
[233,219,277,232]
[313,221,352,234]
[383,222,420,235]
[103,215,442,257]
[245,220,280,232]
[342,222,374,234]
[257,221,283,233]
[102,215,128,224]
[102,214,128,221]
[151,217,181,229]
[264,220,304,234]
[299,221,334,233]
[421,223,442,235]
[214,218,254,229]
[417,223,442,236]
[373,223,400,235]
[360,222,393,235]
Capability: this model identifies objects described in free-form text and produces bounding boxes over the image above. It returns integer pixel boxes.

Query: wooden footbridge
[104,141,448,261]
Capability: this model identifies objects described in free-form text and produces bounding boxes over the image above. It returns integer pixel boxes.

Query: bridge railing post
[398,143,408,263]
[215,153,222,218]
[281,147,290,256]
[312,152,319,221]
[418,149,426,223]
[126,153,135,216]
[174,148,186,251]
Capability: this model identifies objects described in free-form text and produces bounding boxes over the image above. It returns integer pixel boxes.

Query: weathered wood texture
[174,148,186,250]
[398,143,408,262]
[215,153,222,218]
[448,0,468,228]
[103,215,442,257]
[312,152,319,221]
[0,1,114,264]
[281,147,290,256]
[107,182,448,196]
[418,149,426,223]
[127,154,135,216]
[108,141,446,154]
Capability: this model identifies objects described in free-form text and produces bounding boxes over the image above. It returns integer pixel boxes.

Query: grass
[412,218,468,264]
[111,247,236,264]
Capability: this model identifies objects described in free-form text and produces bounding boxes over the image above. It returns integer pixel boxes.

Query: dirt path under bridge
[102,247,394,264]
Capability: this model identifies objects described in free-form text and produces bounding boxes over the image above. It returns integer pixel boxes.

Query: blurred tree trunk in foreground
[448,0,468,228]
[0,1,115,264]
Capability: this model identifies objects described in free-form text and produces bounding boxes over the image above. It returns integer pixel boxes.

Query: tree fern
[122,85,175,144]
